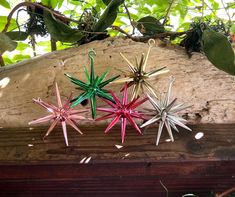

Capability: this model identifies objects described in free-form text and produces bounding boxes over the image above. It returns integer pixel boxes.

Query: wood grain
[0,124,234,196]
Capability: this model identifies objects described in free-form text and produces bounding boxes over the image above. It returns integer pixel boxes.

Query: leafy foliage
[202,27,235,75]
[0,0,10,9]
[137,16,165,35]
[25,5,48,37]
[0,33,17,54]
[43,10,84,42]
[0,0,234,74]
[5,31,28,41]
[92,0,124,32]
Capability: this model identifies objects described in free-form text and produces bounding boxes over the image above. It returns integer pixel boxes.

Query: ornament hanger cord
[143,39,155,71]
[88,49,96,59]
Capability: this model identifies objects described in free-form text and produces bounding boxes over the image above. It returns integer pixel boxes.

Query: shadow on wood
[0,124,234,196]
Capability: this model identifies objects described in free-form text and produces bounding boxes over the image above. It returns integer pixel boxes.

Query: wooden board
[0,124,234,196]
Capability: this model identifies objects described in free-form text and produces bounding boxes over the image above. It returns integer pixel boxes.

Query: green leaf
[202,28,235,75]
[43,10,84,43]
[208,0,219,10]
[0,33,17,54]
[2,56,13,65]
[41,0,61,8]
[69,0,80,6]
[12,54,31,62]
[57,0,64,8]
[92,0,124,32]
[0,0,10,9]
[230,24,235,34]
[0,16,17,31]
[146,0,159,6]
[137,16,165,35]
[16,42,30,51]
[37,41,51,52]
[178,22,191,31]
[41,0,50,6]
[57,41,70,50]
[102,0,111,5]
[175,3,188,20]
[50,0,58,9]
[227,2,235,8]
[5,31,28,41]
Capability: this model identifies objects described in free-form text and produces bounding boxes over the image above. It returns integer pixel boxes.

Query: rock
[0,37,235,127]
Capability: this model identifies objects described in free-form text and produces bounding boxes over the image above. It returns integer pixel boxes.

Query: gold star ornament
[112,39,169,99]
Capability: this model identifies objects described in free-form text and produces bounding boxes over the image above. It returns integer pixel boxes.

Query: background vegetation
[0,0,234,67]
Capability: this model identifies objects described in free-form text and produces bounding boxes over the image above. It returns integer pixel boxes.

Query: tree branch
[123,2,135,35]
[50,38,57,52]
[220,0,232,25]
[112,25,188,42]
[201,0,205,19]
[2,2,80,33]
[163,0,175,26]
[111,25,132,38]
[0,55,5,67]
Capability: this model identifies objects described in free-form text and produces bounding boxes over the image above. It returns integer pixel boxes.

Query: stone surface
[0,37,235,127]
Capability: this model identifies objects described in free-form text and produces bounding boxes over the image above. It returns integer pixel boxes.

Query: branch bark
[50,38,57,52]
[163,0,175,26]
[111,25,188,42]
[123,2,135,35]
[0,55,5,67]
[2,2,80,33]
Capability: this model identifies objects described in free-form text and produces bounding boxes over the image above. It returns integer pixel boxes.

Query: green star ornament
[65,50,120,119]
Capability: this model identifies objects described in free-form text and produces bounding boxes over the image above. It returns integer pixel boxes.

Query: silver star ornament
[141,77,192,145]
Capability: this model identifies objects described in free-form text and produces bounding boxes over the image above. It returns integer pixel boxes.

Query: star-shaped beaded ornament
[96,83,148,143]
[65,50,120,119]
[112,39,169,99]
[29,83,87,146]
[141,77,191,145]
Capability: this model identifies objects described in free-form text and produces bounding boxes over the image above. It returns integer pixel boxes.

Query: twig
[111,25,132,38]
[80,30,107,35]
[163,0,175,26]
[203,1,218,17]
[123,2,135,35]
[50,37,57,51]
[159,180,168,197]
[2,2,80,33]
[16,8,26,32]
[0,55,5,67]
[112,25,188,42]
[30,35,37,56]
[220,0,232,25]
[216,186,235,197]
[201,0,205,20]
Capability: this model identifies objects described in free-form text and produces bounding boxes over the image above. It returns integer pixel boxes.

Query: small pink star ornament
[29,83,88,146]
[96,83,148,143]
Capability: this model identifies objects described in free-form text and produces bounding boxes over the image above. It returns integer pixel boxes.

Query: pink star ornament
[96,83,148,143]
[29,83,88,146]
